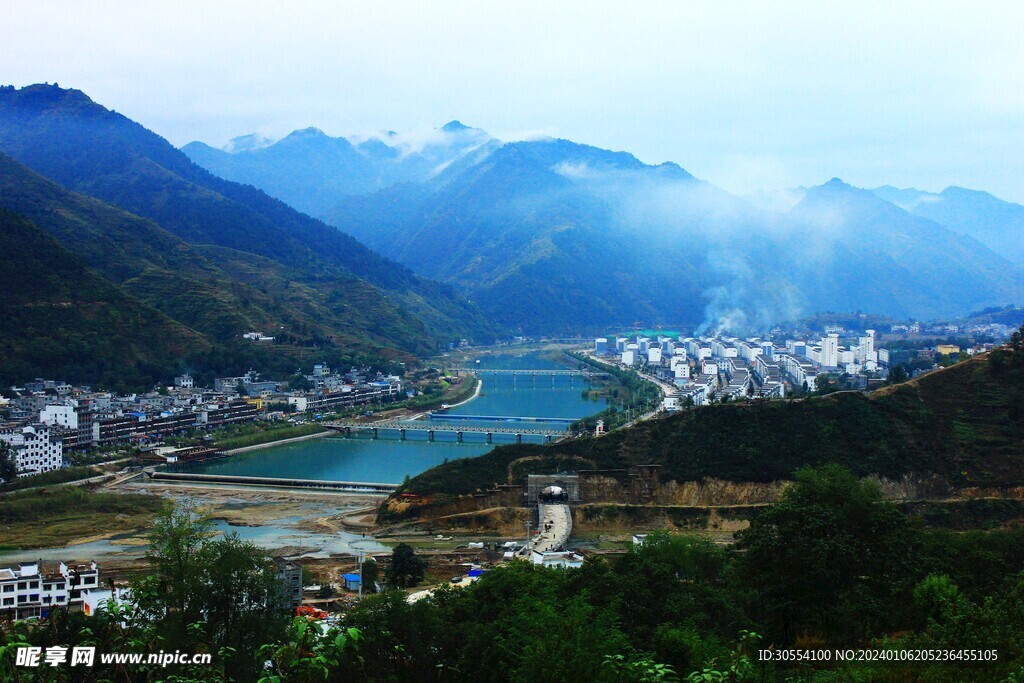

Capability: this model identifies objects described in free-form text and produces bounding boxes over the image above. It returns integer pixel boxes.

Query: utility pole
[525,520,532,555]
[356,550,364,600]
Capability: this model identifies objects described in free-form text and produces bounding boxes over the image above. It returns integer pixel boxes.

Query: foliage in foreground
[5,469,1024,680]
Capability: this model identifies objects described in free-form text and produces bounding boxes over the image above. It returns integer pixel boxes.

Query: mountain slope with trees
[0,208,205,387]
[0,83,499,355]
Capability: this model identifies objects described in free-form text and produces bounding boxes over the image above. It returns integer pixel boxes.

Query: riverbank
[445,375,483,409]
[223,429,332,455]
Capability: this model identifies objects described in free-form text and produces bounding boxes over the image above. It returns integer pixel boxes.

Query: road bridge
[427,413,577,424]
[450,367,608,381]
[323,421,562,443]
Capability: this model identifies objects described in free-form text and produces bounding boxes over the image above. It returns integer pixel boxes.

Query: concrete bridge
[450,367,607,380]
[323,421,563,443]
[427,413,577,424]
[150,471,397,493]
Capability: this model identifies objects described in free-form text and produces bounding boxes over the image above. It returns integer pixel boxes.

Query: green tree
[131,500,289,679]
[195,533,290,673]
[735,465,918,643]
[361,558,379,593]
[0,442,17,483]
[887,365,909,384]
[386,543,426,588]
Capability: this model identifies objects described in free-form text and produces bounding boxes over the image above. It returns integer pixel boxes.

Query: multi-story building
[275,559,303,609]
[779,353,818,392]
[821,333,839,368]
[0,561,100,620]
[0,424,63,476]
[201,400,260,427]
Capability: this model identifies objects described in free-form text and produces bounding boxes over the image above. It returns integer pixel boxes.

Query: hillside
[0,84,498,354]
[872,185,1024,265]
[0,208,204,387]
[401,346,1024,500]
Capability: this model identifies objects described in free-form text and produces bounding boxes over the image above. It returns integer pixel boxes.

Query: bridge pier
[400,429,406,441]
[428,430,434,442]
[372,427,378,440]
[516,433,522,444]
[486,432,492,444]
[457,431,463,443]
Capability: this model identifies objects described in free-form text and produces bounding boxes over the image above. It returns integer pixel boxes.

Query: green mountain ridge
[0,208,205,386]
[0,83,498,359]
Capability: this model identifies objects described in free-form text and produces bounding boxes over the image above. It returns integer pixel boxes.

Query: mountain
[872,185,1024,264]
[182,120,497,217]
[182,107,1023,333]
[0,84,498,359]
[182,128,380,216]
[785,179,1023,319]
[0,208,205,387]
[326,137,1022,331]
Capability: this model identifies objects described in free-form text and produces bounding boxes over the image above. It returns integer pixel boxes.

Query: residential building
[0,561,100,620]
[0,424,63,476]
[275,559,303,609]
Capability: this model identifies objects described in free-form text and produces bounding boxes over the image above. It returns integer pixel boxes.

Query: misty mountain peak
[441,120,471,133]
[283,127,330,141]
[222,132,274,153]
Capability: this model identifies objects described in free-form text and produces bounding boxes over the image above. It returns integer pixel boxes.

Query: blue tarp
[342,573,361,582]
[468,569,484,577]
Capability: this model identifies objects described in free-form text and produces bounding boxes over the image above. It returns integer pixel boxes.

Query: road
[533,503,572,553]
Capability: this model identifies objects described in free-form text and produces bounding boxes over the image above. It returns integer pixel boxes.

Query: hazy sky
[4,1,1023,201]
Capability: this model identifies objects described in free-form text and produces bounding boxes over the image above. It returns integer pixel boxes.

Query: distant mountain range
[871,185,1024,265]
[0,84,498,385]
[182,120,496,216]
[183,120,1024,334]
[1,81,1020,384]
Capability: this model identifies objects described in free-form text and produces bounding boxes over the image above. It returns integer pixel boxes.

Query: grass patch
[0,487,164,550]
[0,465,106,492]
[215,423,326,450]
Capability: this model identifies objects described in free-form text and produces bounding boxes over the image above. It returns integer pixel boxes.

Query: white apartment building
[0,424,63,476]
[821,333,839,368]
[40,403,78,429]
[779,354,818,392]
[0,561,100,620]
[670,356,690,380]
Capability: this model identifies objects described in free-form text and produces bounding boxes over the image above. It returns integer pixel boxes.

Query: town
[593,319,1011,410]
[0,364,403,479]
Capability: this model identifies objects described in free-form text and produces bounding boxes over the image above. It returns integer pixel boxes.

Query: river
[0,350,605,563]
[172,350,606,484]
